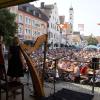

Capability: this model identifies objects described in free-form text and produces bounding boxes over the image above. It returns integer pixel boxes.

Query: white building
[40,2,61,49]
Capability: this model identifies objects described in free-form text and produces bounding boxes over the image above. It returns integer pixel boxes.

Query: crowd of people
[31,48,100,85]
[0,35,100,86]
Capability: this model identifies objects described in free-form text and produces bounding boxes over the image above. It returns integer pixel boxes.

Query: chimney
[41,2,44,8]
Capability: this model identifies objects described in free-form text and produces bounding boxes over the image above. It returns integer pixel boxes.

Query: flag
[58,23,68,29]
[78,24,84,31]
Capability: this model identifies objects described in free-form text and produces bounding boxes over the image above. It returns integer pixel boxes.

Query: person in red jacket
[80,63,91,84]
[80,63,90,75]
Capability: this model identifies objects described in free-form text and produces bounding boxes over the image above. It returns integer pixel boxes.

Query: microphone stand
[52,58,58,95]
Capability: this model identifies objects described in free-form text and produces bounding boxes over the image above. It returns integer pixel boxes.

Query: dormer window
[33,10,35,15]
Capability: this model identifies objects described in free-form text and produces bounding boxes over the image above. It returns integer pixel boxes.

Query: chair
[0,64,24,100]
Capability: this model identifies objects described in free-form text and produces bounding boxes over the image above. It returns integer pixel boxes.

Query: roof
[40,3,55,18]
[0,0,37,9]
[44,5,54,9]
[18,3,49,22]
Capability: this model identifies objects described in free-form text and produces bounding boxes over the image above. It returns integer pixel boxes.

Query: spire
[69,1,74,34]
[69,7,73,10]
[69,0,73,10]
[69,4,73,10]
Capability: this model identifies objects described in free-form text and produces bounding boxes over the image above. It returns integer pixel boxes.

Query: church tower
[69,6,74,34]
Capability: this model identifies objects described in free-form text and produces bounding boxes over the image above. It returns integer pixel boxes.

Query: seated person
[80,63,89,75]
[80,63,91,84]
[73,62,80,83]
[68,62,80,83]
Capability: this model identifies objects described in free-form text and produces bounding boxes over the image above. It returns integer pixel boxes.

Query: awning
[0,0,37,9]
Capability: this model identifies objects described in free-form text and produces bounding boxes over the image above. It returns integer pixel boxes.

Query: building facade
[40,2,61,49]
[59,16,67,45]
[18,4,48,41]
[9,3,82,48]
[9,4,48,41]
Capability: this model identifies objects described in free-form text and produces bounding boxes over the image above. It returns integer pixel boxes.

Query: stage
[42,88,94,100]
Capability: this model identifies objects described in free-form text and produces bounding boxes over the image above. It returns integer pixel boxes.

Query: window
[53,16,54,19]
[18,27,22,33]
[34,20,40,27]
[18,15,23,23]
[33,10,35,15]
[25,17,28,24]
[32,20,35,27]
[48,32,50,39]
[49,15,51,18]
[39,14,41,18]
[25,16,31,25]
[32,20,41,28]
[25,29,28,34]
[25,28,32,35]
[29,29,31,34]
[57,25,59,31]
[18,24,23,33]
[51,23,52,28]
[29,18,31,25]
[51,33,53,38]
[54,34,55,38]
[41,24,45,28]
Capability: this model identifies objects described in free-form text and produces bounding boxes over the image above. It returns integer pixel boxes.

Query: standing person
[0,36,5,75]
[7,37,24,82]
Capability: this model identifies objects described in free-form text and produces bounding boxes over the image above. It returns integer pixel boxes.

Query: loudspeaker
[92,58,99,69]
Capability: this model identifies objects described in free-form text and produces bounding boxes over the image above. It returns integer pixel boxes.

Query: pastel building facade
[9,4,48,41]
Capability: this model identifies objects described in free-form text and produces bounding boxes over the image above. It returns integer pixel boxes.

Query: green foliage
[0,8,17,46]
[87,35,98,45]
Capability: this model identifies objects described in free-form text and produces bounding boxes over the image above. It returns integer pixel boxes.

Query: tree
[0,8,17,46]
[87,34,98,45]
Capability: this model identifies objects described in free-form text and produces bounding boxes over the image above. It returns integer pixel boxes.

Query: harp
[19,34,48,99]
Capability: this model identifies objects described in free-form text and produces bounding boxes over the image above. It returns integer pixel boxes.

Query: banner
[58,23,69,29]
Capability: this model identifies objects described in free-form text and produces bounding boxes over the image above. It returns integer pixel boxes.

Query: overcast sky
[32,0,100,36]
